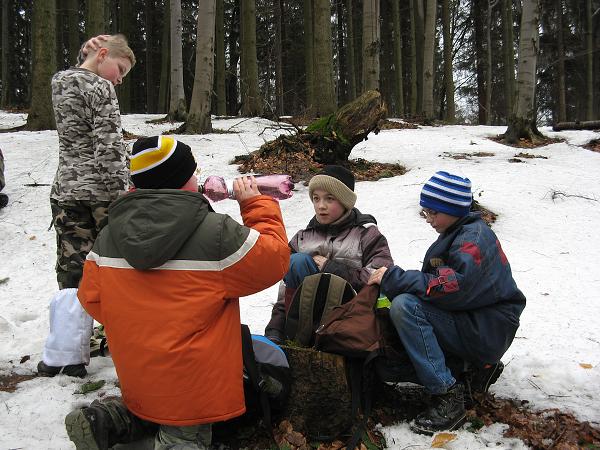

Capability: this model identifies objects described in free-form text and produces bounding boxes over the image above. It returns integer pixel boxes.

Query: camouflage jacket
[51,68,129,202]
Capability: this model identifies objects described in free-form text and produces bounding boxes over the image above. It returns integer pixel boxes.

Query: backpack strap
[319,274,349,326]
[241,325,274,439]
[295,277,320,345]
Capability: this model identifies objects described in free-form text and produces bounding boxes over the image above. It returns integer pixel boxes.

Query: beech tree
[168,0,187,121]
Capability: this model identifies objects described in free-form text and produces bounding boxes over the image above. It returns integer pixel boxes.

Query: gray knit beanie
[308,165,357,210]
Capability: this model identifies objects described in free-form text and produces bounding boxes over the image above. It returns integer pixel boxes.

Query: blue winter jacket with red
[381,213,526,365]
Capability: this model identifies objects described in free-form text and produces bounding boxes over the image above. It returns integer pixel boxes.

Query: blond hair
[101,34,136,67]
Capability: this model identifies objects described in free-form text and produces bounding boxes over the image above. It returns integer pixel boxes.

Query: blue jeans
[389,293,464,394]
[283,253,319,288]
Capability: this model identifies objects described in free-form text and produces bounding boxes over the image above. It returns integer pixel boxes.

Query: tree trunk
[226,2,240,115]
[86,0,106,37]
[117,0,132,113]
[504,0,543,144]
[414,0,425,114]
[336,0,348,105]
[422,0,437,121]
[215,0,226,116]
[169,0,187,121]
[26,0,56,131]
[345,0,357,101]
[67,0,79,66]
[409,0,418,116]
[485,0,495,124]
[281,347,353,439]
[240,0,263,116]
[313,0,336,115]
[442,0,454,123]
[274,0,284,116]
[304,0,315,112]
[362,0,380,92]
[585,0,593,120]
[501,0,515,119]
[183,0,216,134]
[145,0,157,113]
[157,1,170,114]
[1,0,9,107]
[554,0,566,123]
[392,0,404,117]
[473,0,486,124]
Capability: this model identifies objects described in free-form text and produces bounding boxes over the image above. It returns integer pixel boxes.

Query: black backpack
[241,325,291,426]
[284,273,356,347]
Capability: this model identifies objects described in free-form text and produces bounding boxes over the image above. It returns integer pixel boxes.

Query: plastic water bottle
[200,174,294,202]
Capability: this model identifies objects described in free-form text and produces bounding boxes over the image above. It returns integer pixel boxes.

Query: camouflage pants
[84,398,212,449]
[50,199,110,289]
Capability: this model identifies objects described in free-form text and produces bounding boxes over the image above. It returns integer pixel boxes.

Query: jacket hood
[107,190,212,270]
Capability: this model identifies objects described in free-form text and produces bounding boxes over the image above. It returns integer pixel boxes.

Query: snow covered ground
[1,112,599,449]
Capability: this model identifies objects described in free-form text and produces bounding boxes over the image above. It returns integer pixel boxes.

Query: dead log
[552,120,600,131]
[255,90,387,165]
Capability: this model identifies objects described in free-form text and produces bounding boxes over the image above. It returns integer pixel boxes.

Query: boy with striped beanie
[367,170,525,435]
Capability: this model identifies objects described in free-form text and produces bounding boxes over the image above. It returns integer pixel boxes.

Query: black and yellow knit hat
[308,165,357,210]
[130,136,197,189]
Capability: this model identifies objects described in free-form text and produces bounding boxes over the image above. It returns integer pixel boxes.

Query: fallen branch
[550,190,598,202]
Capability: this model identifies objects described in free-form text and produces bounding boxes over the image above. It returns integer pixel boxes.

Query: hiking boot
[470,361,504,394]
[65,401,114,450]
[37,360,87,378]
[411,383,466,435]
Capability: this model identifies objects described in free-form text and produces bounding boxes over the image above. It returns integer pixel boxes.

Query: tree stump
[242,90,387,168]
[281,346,353,440]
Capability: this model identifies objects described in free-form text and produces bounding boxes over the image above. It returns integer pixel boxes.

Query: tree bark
[145,0,157,113]
[336,0,347,105]
[408,0,418,116]
[485,0,496,124]
[345,0,357,101]
[442,0,454,123]
[274,0,284,116]
[304,0,315,112]
[183,0,216,134]
[254,90,386,164]
[554,0,566,123]
[422,0,437,121]
[1,0,10,107]
[362,0,380,92]
[391,0,404,117]
[169,0,187,121]
[215,0,226,116]
[473,0,486,124]
[86,0,106,38]
[552,120,600,131]
[26,0,56,131]
[504,0,543,144]
[281,347,353,439]
[240,0,263,116]
[157,1,170,114]
[501,0,515,119]
[117,0,132,113]
[226,2,240,115]
[313,0,337,115]
[585,0,594,120]
[67,0,79,66]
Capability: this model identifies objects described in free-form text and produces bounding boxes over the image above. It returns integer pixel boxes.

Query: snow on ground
[1,112,599,449]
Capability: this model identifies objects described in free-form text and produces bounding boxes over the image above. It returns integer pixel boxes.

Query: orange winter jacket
[78,189,289,425]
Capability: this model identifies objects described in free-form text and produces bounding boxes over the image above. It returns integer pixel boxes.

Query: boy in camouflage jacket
[38,35,136,378]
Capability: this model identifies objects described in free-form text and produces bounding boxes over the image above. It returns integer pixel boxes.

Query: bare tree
[504,0,543,143]
[215,0,226,116]
[422,0,437,120]
[345,0,357,101]
[169,0,187,121]
[392,0,404,116]
[362,0,380,92]
[184,0,216,133]
[555,0,566,122]
[240,0,263,116]
[274,0,284,116]
[25,0,56,131]
[442,0,455,122]
[313,0,336,115]
[501,0,515,118]
[304,0,315,112]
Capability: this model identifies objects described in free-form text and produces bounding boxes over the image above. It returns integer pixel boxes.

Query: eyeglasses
[421,208,439,218]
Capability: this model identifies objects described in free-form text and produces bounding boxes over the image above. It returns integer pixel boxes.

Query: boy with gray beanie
[265,165,393,343]
[368,171,526,435]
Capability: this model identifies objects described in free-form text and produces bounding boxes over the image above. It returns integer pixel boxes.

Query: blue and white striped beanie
[420,171,472,217]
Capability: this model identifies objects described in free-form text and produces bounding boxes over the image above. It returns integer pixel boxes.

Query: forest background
[1,0,599,136]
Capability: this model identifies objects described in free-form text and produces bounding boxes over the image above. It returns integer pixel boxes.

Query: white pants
[42,288,93,366]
